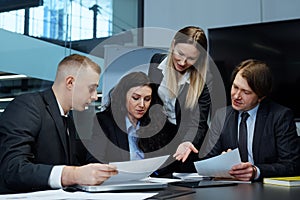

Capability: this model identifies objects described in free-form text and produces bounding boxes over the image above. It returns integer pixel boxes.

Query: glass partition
[0,0,113,40]
[0,0,142,114]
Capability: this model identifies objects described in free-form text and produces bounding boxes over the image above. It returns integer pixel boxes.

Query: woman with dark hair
[86,72,168,163]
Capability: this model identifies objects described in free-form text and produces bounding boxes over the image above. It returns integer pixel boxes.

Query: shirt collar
[239,103,260,120]
[157,56,168,75]
[57,100,68,117]
[178,70,191,85]
[125,116,140,132]
[158,56,190,84]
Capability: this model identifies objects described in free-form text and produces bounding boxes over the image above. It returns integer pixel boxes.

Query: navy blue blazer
[200,99,300,179]
[0,89,86,193]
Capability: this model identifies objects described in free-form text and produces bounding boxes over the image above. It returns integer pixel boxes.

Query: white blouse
[157,57,190,125]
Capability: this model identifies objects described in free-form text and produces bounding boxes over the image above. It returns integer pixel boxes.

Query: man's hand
[173,141,198,162]
[61,163,118,186]
[229,162,256,181]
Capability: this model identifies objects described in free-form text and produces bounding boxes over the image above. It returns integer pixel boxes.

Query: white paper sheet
[103,155,169,184]
[145,177,181,183]
[194,148,241,178]
[172,172,210,181]
[0,189,157,200]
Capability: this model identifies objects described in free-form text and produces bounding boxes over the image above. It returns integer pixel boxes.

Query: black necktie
[62,116,71,163]
[238,112,249,162]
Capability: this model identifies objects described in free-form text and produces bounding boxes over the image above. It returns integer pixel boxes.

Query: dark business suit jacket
[200,99,300,180]
[86,110,131,163]
[86,108,169,163]
[148,53,211,150]
[0,89,86,193]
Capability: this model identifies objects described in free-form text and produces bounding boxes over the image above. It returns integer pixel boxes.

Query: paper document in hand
[194,149,241,178]
[102,155,169,185]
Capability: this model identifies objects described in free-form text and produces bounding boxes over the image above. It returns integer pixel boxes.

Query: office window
[0,9,24,34]
[0,0,142,114]
[0,0,113,40]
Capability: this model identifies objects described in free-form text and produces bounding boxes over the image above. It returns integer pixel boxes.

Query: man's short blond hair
[55,54,100,80]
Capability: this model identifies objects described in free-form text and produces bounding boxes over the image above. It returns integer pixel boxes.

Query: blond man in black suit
[0,54,117,193]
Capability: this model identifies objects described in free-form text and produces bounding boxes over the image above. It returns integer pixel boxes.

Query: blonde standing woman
[148,26,211,172]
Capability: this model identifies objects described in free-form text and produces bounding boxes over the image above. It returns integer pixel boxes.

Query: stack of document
[104,155,169,184]
[192,149,251,183]
[193,148,241,178]
[75,155,170,192]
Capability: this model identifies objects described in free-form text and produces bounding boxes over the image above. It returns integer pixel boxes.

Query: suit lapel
[42,89,70,163]
[252,103,268,163]
[114,119,130,160]
[226,108,239,147]
[150,54,166,85]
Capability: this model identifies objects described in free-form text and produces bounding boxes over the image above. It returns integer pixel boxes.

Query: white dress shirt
[238,104,261,179]
[48,101,66,189]
[157,56,190,125]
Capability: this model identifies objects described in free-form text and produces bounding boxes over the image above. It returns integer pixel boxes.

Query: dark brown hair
[231,59,272,98]
[106,72,153,126]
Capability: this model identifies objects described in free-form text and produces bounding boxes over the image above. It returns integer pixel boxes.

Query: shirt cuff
[48,165,65,189]
[254,165,260,180]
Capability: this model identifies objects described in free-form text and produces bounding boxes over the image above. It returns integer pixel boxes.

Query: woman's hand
[173,141,198,162]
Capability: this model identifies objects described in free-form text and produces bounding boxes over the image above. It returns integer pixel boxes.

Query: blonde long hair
[166,26,208,109]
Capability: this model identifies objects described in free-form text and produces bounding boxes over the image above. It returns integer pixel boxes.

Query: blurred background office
[0,0,299,134]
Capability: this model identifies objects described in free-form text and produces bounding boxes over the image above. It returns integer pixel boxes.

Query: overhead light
[0,74,27,80]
